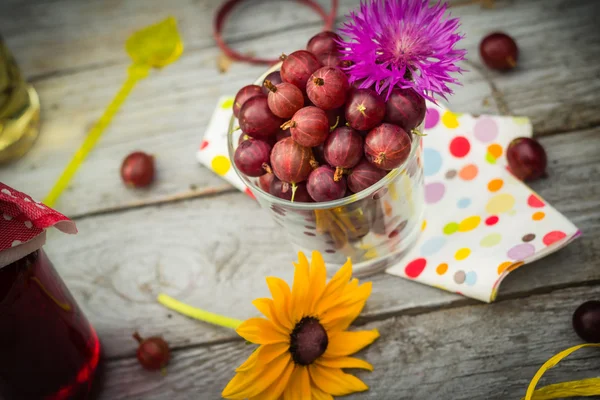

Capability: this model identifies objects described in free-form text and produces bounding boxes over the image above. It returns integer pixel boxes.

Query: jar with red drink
[0,183,101,399]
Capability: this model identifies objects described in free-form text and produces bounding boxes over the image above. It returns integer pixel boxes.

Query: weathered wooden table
[1,0,600,398]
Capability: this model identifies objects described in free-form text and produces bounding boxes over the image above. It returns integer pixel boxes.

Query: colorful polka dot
[405,258,427,278]
[211,155,231,176]
[527,194,545,208]
[445,169,457,179]
[421,236,447,256]
[424,148,443,177]
[421,220,427,231]
[457,197,471,209]
[221,98,234,109]
[486,193,515,214]
[425,108,440,129]
[480,233,502,247]
[465,271,477,286]
[454,270,466,284]
[522,233,535,242]
[454,248,471,260]
[441,111,459,129]
[459,164,478,181]
[497,261,513,274]
[507,243,535,260]
[532,211,545,221]
[485,215,499,226]
[443,222,459,235]
[543,230,567,246]
[459,216,481,232]
[425,182,446,204]
[485,152,497,164]
[436,263,448,275]
[474,117,499,143]
[487,179,504,192]
[449,136,471,158]
[487,143,503,160]
[200,140,209,150]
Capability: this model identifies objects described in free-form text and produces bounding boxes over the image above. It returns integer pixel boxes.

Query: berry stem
[262,163,272,174]
[279,53,287,61]
[291,183,298,202]
[133,332,144,344]
[263,80,277,92]
[280,120,296,130]
[310,159,320,169]
[333,167,346,182]
[411,129,427,136]
[330,116,340,132]
[313,77,325,86]
[507,56,517,68]
[374,153,386,165]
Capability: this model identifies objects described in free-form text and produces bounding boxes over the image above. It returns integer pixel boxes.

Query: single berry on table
[506,137,547,181]
[307,165,347,202]
[239,95,283,140]
[384,88,426,132]
[480,32,519,71]
[365,123,412,170]
[324,126,363,181]
[306,67,349,110]
[121,151,155,188]
[233,139,271,177]
[280,50,322,91]
[281,106,330,147]
[233,85,263,118]
[573,301,600,343]
[345,89,386,131]
[133,332,170,371]
[264,80,304,118]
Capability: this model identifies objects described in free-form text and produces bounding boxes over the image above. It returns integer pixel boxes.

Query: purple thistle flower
[339,0,466,102]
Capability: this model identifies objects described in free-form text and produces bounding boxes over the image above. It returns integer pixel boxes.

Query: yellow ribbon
[524,343,600,399]
[44,17,183,207]
[157,293,243,330]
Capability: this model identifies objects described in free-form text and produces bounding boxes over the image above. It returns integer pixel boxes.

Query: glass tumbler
[0,248,101,399]
[228,63,425,277]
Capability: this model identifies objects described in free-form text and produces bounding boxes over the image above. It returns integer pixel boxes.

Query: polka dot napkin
[197,96,580,302]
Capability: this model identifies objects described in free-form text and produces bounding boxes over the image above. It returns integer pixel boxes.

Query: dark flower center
[289,317,328,365]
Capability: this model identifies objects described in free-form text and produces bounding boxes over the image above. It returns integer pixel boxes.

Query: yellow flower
[222,251,379,400]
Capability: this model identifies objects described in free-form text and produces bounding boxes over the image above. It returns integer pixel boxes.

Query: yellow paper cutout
[44,17,183,207]
[524,343,600,400]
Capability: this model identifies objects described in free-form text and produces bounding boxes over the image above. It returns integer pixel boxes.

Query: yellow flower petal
[283,366,311,400]
[320,300,367,333]
[235,346,259,372]
[316,258,352,311]
[317,281,371,317]
[236,318,289,345]
[266,277,293,330]
[256,342,289,366]
[291,252,310,322]
[252,298,289,334]
[306,251,327,314]
[309,364,369,396]
[323,329,380,358]
[311,386,334,400]
[316,356,374,371]
[222,353,291,399]
[248,358,295,400]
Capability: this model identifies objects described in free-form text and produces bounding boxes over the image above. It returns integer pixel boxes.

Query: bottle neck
[0,231,46,269]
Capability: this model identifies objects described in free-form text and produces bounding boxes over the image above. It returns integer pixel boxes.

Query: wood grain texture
[1,0,599,216]
[97,285,600,400]
[40,127,600,360]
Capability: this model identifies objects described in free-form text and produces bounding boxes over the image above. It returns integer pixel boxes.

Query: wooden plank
[98,285,600,399]
[41,127,600,359]
[1,0,599,216]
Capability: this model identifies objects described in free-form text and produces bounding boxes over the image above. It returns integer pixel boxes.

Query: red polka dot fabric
[0,182,76,254]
